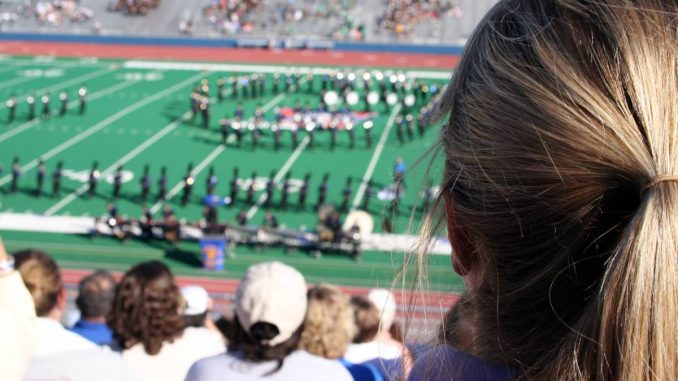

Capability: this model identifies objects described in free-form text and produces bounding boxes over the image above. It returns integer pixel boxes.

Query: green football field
[0,55,460,292]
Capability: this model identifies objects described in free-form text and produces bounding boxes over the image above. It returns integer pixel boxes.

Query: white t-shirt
[122,327,225,381]
[186,350,354,381]
[25,318,135,381]
[344,341,403,363]
[0,271,37,381]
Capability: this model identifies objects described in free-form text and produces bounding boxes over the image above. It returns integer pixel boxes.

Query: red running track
[62,268,459,323]
[0,41,460,70]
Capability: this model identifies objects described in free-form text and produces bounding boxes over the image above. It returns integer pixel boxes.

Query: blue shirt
[408,346,515,381]
[69,320,114,346]
[339,358,384,381]
[408,346,514,381]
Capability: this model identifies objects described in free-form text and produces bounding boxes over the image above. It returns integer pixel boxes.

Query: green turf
[0,55,458,291]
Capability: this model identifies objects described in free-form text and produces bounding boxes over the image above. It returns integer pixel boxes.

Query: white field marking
[45,111,194,216]
[0,75,36,91]
[246,136,311,220]
[44,71,222,216]
[123,60,451,80]
[0,62,31,74]
[149,143,227,214]
[0,59,107,70]
[109,81,240,215]
[0,72,206,188]
[0,67,114,111]
[351,104,402,210]
[0,79,139,143]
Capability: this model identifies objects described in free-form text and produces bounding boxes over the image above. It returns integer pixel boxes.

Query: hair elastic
[642,175,678,196]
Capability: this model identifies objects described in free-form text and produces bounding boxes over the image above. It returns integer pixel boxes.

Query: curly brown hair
[108,261,184,355]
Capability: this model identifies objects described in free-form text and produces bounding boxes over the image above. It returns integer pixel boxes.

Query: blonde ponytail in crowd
[420,0,678,379]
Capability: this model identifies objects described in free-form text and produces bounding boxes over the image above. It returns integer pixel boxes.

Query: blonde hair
[14,250,63,317]
[300,284,355,359]
[420,0,678,379]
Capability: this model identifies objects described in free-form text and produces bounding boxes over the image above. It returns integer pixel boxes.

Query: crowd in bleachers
[10,0,93,26]
[201,0,261,35]
[0,238,423,381]
[376,0,463,38]
[110,0,162,16]
[0,0,489,43]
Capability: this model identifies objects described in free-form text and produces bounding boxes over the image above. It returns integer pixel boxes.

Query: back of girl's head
[108,260,184,355]
[299,284,355,359]
[434,0,678,379]
[14,250,62,317]
[350,295,380,344]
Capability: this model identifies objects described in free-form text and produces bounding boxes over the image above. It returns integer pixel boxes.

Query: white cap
[368,288,397,332]
[181,285,210,316]
[235,261,307,346]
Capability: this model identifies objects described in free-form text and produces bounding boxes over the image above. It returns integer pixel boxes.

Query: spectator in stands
[14,250,135,381]
[180,285,226,344]
[300,284,384,381]
[111,0,161,16]
[0,238,38,381]
[108,261,223,381]
[410,1,678,380]
[69,270,116,346]
[186,261,353,380]
[345,292,411,378]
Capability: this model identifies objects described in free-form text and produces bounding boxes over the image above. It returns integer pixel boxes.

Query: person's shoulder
[288,351,353,380]
[180,327,226,354]
[27,346,136,381]
[408,345,514,381]
[36,318,97,354]
[185,352,244,381]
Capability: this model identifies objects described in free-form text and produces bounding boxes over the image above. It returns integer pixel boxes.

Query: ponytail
[418,0,678,379]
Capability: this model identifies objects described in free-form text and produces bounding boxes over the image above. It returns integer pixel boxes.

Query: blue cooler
[199,236,227,271]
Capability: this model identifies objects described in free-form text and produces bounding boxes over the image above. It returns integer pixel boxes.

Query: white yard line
[0,79,140,143]
[246,136,311,220]
[149,143,227,214]
[146,79,299,215]
[0,72,205,188]
[0,75,36,92]
[45,111,196,216]
[0,66,115,111]
[351,104,402,209]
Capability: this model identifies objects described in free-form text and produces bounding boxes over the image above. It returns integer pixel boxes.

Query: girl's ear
[444,193,477,277]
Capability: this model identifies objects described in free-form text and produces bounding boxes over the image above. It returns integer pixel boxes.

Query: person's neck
[43,308,62,322]
[375,331,395,342]
[83,316,107,324]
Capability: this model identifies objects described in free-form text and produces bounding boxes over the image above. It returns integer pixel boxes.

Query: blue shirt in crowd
[69,320,114,346]
[339,358,385,381]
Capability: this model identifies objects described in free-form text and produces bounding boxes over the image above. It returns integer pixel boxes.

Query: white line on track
[149,142,228,214]
[0,66,114,111]
[0,79,140,143]
[0,72,206,188]
[124,60,451,80]
[351,104,402,210]
[246,136,310,220]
